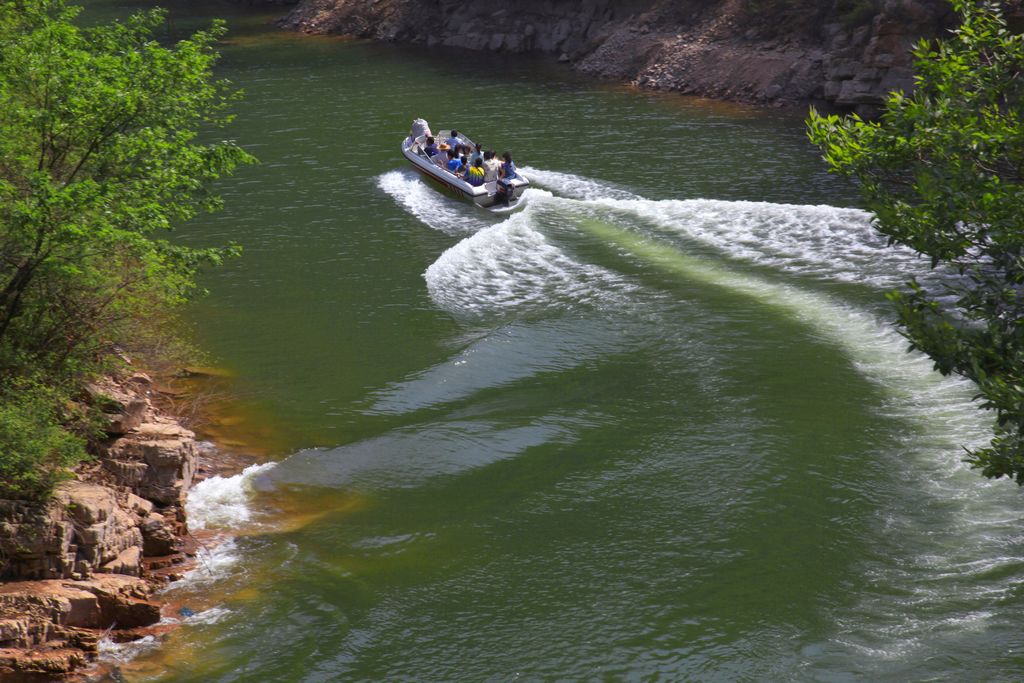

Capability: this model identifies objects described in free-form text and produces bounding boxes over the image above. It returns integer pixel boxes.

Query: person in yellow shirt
[464,157,485,186]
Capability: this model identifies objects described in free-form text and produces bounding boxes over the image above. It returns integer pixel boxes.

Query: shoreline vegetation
[0,1,254,678]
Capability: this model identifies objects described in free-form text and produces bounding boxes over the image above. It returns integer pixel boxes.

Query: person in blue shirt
[496,151,519,205]
[446,149,463,173]
[445,130,461,149]
[423,136,437,157]
[500,151,518,180]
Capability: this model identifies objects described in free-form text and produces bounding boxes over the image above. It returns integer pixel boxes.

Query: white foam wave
[554,196,1016,672]
[377,170,491,235]
[380,163,1015,674]
[186,462,276,531]
[524,165,950,291]
[187,606,232,625]
[98,634,161,664]
[424,202,637,317]
[577,213,982,437]
[96,608,232,669]
[166,537,243,590]
[590,196,941,289]
[522,166,640,201]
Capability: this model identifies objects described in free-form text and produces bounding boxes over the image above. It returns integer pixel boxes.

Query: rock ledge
[0,372,211,680]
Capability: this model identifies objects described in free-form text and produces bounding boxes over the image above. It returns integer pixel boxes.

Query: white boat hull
[401,126,529,208]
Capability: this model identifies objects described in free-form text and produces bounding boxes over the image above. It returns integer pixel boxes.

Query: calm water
[83,2,1024,681]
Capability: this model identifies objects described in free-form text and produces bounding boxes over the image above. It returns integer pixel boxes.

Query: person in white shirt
[431,144,449,167]
[482,150,501,183]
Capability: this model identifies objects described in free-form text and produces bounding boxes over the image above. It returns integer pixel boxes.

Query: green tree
[0,380,87,499]
[807,0,1024,482]
[0,0,254,498]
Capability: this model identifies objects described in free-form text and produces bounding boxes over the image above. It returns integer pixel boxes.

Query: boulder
[105,416,197,506]
[100,547,142,577]
[85,377,151,436]
[0,647,88,680]
[0,575,158,678]
[0,619,31,647]
[126,493,154,517]
[56,483,143,575]
[140,513,177,557]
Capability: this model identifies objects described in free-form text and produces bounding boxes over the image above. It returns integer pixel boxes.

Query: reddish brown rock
[0,370,206,679]
[104,416,197,506]
[0,647,88,681]
[140,513,178,557]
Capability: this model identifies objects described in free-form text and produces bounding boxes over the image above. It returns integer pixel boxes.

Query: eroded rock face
[0,575,159,679]
[86,373,153,436]
[104,416,197,506]
[819,0,951,114]
[0,372,199,678]
[60,482,144,578]
[279,0,634,58]
[0,465,186,582]
[279,0,956,111]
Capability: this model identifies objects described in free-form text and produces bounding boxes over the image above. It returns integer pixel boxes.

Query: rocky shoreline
[0,371,232,681]
[276,0,965,115]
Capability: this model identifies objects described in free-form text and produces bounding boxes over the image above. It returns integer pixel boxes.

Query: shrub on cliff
[0,381,87,499]
[0,0,254,498]
[808,0,1024,482]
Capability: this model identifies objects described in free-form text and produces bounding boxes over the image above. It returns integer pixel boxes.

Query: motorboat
[401,119,529,208]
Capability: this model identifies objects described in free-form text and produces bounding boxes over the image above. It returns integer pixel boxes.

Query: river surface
[83,2,1024,681]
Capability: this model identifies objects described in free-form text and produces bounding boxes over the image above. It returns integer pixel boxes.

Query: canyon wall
[278,0,962,114]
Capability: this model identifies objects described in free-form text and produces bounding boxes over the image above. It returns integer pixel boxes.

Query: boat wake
[186,462,276,532]
[375,163,1023,677]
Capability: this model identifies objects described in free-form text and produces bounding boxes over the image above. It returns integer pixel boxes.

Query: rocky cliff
[0,372,205,680]
[278,0,959,114]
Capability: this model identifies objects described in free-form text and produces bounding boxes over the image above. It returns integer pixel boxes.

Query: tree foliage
[0,0,254,498]
[807,0,1024,482]
[0,380,87,499]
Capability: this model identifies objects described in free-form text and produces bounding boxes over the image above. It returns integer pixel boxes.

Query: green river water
[83,2,1024,681]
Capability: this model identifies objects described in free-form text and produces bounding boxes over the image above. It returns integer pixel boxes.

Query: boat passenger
[482,150,501,183]
[496,152,519,205]
[446,149,463,173]
[469,143,484,166]
[446,130,461,148]
[431,145,449,167]
[423,136,438,157]
[465,158,485,186]
[499,152,519,181]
